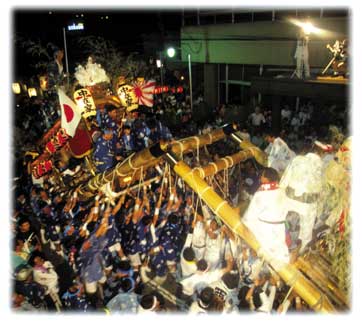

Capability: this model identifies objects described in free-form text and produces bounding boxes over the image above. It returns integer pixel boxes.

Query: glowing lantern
[117,84,138,112]
[73,88,96,118]
[39,76,48,91]
[12,83,21,94]
[28,88,37,97]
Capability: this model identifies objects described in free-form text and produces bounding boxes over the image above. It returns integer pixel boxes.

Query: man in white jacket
[30,251,62,311]
[242,167,290,265]
[264,131,296,176]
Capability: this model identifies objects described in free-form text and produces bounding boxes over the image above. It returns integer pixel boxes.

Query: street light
[166,46,193,113]
[167,47,176,58]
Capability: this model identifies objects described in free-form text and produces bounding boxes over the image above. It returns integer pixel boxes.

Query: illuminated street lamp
[167,47,176,58]
[167,46,193,112]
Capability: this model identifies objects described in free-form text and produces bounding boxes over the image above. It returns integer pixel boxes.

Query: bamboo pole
[192,149,254,178]
[164,152,335,313]
[296,256,349,309]
[229,132,268,166]
[76,126,233,200]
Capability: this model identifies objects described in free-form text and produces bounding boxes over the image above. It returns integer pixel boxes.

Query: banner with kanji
[73,88,97,119]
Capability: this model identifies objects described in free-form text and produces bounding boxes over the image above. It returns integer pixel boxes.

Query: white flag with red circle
[58,89,82,137]
[132,79,156,107]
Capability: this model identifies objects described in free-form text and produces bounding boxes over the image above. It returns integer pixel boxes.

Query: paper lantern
[74,88,96,118]
[39,76,48,91]
[28,88,37,97]
[12,83,21,94]
[117,84,138,111]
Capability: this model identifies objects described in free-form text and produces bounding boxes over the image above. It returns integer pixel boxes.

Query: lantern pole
[63,27,70,90]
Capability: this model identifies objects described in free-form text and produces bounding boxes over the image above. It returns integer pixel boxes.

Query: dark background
[13,9,183,78]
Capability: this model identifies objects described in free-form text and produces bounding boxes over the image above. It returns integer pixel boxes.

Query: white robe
[191,221,206,261]
[280,153,323,250]
[242,185,289,264]
[265,138,296,175]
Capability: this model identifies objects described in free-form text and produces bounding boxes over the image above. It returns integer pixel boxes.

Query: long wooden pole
[77,126,233,200]
[163,152,335,313]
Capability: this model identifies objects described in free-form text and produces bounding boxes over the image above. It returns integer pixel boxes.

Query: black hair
[140,294,157,310]
[17,216,30,226]
[264,127,278,138]
[261,167,280,183]
[168,214,179,225]
[222,272,239,290]
[118,260,131,272]
[196,259,208,272]
[252,286,263,310]
[199,287,214,305]
[141,216,153,226]
[28,250,45,267]
[182,247,195,261]
[120,278,133,293]
[105,104,117,113]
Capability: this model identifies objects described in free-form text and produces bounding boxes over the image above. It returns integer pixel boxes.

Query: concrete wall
[181,17,349,67]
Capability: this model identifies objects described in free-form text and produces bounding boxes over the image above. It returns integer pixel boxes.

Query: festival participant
[138,293,163,313]
[189,287,215,313]
[248,107,266,132]
[180,257,234,299]
[120,125,135,156]
[105,277,139,313]
[242,167,290,264]
[209,271,240,313]
[47,48,66,91]
[147,118,173,144]
[203,218,224,271]
[238,246,264,286]
[179,233,198,279]
[280,153,323,251]
[93,128,117,172]
[190,215,207,261]
[29,251,62,311]
[246,273,277,313]
[264,130,296,175]
[132,119,151,150]
[61,282,90,311]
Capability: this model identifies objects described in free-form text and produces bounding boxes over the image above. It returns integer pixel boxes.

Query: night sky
[13,9,183,78]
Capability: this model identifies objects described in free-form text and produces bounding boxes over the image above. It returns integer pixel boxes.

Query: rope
[311,294,326,310]
[194,136,200,164]
[115,152,135,177]
[214,200,227,215]
[137,167,144,200]
[280,284,295,309]
[128,155,140,170]
[174,141,184,160]
[209,162,219,174]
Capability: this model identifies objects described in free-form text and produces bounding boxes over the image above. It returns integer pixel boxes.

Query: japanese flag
[58,89,82,137]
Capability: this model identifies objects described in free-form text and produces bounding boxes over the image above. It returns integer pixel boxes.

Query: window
[234,12,253,23]
[200,15,215,25]
[253,11,273,22]
[215,14,232,24]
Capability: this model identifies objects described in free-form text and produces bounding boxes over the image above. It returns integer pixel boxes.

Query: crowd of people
[11,75,350,314]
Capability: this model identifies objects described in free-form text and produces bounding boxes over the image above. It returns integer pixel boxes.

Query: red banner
[153,86,183,95]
